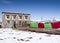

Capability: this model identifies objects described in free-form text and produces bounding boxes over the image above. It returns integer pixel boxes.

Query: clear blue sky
[0,0,60,22]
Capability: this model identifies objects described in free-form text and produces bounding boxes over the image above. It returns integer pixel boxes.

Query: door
[19,21,22,26]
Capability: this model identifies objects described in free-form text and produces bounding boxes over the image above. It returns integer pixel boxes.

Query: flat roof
[2,12,30,15]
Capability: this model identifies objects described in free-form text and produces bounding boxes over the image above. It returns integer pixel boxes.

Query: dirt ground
[13,27,60,35]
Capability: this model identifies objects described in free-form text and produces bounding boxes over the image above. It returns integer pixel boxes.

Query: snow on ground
[0,28,60,43]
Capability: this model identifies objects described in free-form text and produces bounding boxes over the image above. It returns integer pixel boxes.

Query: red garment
[51,22,58,29]
[57,21,60,28]
[38,23,44,28]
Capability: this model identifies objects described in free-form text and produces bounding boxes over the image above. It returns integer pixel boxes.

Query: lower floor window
[7,21,10,23]
[19,21,22,25]
[25,21,27,23]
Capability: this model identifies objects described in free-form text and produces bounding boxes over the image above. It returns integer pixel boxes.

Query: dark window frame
[25,16,28,19]
[6,15,9,19]
[13,15,16,19]
[7,20,10,23]
[19,16,22,19]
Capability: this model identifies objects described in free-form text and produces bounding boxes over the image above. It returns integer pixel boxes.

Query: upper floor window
[13,15,16,19]
[6,15,9,19]
[19,16,22,19]
[25,16,28,19]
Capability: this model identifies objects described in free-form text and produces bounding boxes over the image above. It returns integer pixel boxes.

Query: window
[25,16,28,19]
[19,21,21,24]
[14,21,16,24]
[25,21,27,23]
[25,21,27,26]
[19,16,22,19]
[13,15,16,19]
[7,20,10,23]
[6,15,9,19]
[19,21,21,25]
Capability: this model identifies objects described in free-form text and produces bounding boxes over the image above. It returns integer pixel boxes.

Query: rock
[13,37,16,39]
[0,39,4,40]
[20,39,24,41]
[25,40,29,41]
[17,39,24,41]
[28,37,32,39]
[39,38,42,39]
[17,39,20,41]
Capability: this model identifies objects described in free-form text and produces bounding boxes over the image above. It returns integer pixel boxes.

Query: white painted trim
[24,16,28,21]
[12,16,16,20]
[5,15,10,20]
[18,16,22,20]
